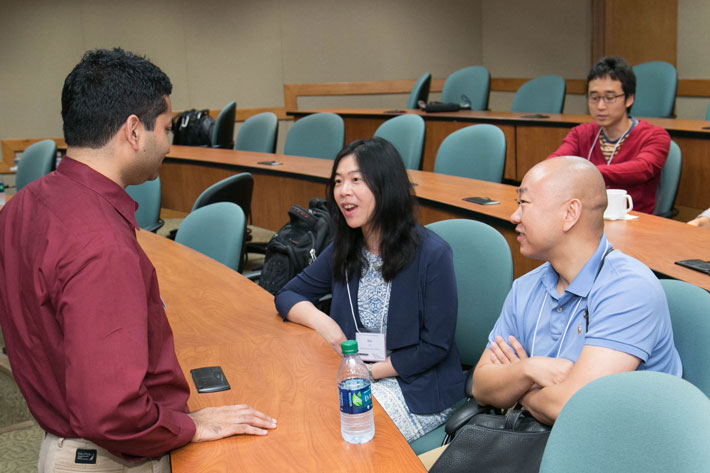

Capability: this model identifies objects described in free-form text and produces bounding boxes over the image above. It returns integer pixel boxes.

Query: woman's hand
[286,301,346,354]
[369,357,399,379]
[688,216,710,228]
[314,316,348,355]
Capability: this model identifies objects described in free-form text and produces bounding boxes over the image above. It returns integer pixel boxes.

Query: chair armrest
[465,366,474,397]
[242,270,261,282]
[144,219,164,233]
[444,398,488,437]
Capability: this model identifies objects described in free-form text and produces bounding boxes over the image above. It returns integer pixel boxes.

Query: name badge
[356,331,387,362]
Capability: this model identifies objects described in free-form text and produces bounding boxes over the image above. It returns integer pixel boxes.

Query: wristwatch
[367,363,374,380]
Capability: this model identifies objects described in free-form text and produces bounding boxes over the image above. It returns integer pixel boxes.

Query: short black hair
[327,138,418,282]
[587,56,636,98]
[61,48,172,148]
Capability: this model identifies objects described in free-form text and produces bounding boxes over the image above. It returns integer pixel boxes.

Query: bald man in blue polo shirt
[472,156,682,425]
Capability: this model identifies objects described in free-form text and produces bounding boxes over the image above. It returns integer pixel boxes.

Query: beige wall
[482,0,592,114]
[0,0,482,144]
[1,0,708,146]
[677,0,710,120]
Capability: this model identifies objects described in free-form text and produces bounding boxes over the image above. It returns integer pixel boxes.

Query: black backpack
[172,109,215,146]
[259,198,332,295]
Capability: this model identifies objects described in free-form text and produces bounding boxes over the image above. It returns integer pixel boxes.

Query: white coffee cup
[604,189,633,220]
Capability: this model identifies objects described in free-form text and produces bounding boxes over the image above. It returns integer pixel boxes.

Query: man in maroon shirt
[548,56,670,214]
[0,48,276,472]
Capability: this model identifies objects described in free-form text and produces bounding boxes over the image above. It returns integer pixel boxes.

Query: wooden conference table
[289,108,710,212]
[137,229,425,472]
[161,146,710,291]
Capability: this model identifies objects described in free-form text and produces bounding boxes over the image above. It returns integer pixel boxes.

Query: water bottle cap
[341,340,358,354]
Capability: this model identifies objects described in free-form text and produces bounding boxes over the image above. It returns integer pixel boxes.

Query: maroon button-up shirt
[0,158,195,459]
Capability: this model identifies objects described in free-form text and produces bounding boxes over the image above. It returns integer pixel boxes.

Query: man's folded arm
[471,348,535,408]
[520,345,640,425]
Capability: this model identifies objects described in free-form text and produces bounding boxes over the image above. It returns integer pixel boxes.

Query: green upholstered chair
[410,219,513,455]
[373,114,425,170]
[235,112,278,154]
[192,173,254,272]
[125,177,163,232]
[210,101,236,149]
[433,124,506,182]
[706,104,710,121]
[283,112,344,160]
[539,371,710,473]
[407,73,432,109]
[175,202,246,272]
[441,66,490,111]
[660,279,710,396]
[653,140,681,218]
[511,75,566,114]
[16,139,57,191]
[630,61,677,118]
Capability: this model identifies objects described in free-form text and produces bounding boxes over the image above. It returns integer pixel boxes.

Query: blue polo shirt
[488,234,681,376]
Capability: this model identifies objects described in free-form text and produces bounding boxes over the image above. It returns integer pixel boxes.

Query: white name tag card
[356,331,387,362]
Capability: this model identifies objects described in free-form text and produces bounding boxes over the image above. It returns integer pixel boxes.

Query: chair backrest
[706,104,710,121]
[210,101,237,148]
[125,177,162,232]
[511,75,566,114]
[373,114,425,170]
[191,173,254,272]
[441,66,490,111]
[660,279,710,396]
[192,172,253,217]
[175,202,246,271]
[284,112,344,159]
[539,371,710,473]
[235,112,278,153]
[407,73,432,109]
[433,124,506,182]
[653,140,681,217]
[630,61,677,118]
[16,139,57,191]
[426,219,513,365]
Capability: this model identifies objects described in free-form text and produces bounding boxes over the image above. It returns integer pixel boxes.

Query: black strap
[584,245,614,331]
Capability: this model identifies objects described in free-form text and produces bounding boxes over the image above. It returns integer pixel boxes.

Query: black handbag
[429,403,550,473]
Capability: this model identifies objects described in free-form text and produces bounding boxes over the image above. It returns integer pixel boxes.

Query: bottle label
[339,380,372,415]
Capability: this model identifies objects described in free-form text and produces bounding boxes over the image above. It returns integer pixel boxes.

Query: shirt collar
[540,234,610,299]
[56,157,139,229]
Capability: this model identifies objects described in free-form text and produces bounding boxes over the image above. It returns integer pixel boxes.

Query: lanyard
[530,242,613,358]
[586,120,634,165]
[345,272,388,334]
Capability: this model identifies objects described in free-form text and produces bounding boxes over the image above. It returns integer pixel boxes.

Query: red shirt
[548,120,670,213]
[0,158,195,459]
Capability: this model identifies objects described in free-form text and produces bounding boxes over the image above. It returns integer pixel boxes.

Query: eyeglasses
[587,93,625,104]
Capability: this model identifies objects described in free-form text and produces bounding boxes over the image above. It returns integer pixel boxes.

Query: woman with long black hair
[275,138,463,442]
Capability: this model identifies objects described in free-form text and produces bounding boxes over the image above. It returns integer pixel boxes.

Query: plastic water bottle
[0,178,5,205]
[337,340,375,444]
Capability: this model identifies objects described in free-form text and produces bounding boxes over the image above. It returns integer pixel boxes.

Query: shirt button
[557,307,563,312]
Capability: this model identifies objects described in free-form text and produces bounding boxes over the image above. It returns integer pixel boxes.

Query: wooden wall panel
[592,0,677,65]
[515,125,573,179]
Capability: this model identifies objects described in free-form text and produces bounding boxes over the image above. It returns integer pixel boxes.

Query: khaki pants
[418,444,448,471]
[38,432,171,473]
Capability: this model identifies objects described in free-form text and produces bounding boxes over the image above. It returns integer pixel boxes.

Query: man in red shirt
[548,56,670,214]
[0,48,276,472]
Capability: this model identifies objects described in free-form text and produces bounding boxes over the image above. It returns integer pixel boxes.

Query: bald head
[523,156,607,234]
